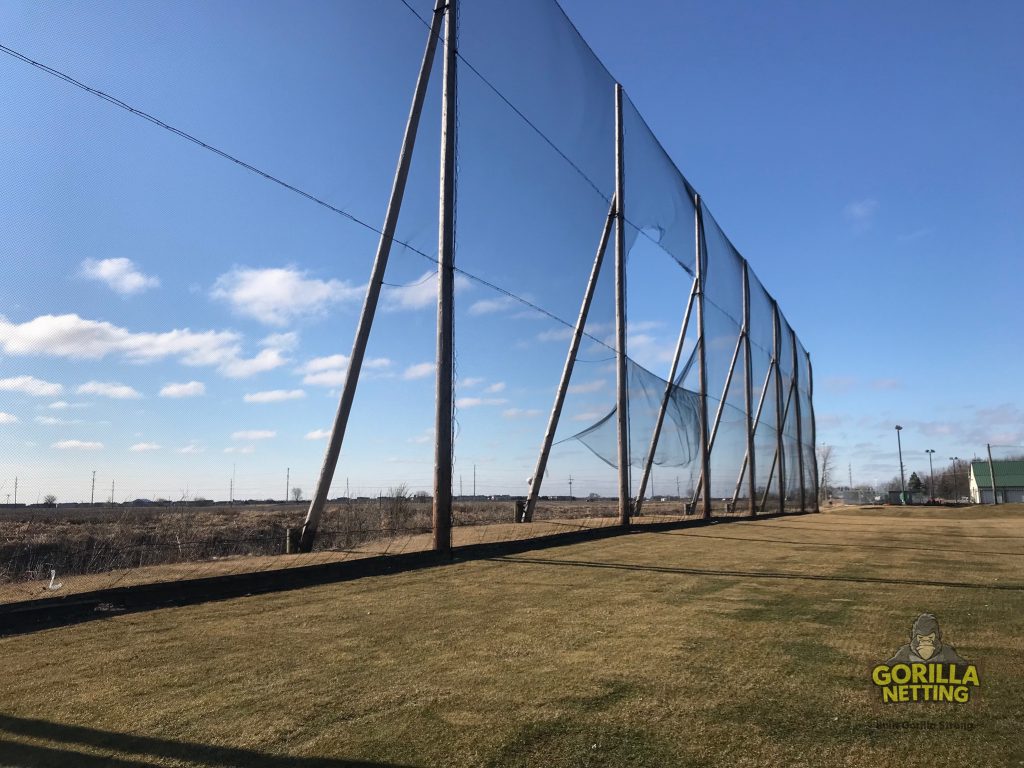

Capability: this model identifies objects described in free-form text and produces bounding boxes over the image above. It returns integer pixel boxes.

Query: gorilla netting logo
[871,613,980,703]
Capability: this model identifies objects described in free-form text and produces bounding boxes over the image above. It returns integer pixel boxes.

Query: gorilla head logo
[886,613,967,666]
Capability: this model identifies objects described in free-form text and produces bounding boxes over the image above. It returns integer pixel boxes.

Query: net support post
[790,327,806,513]
[987,443,999,505]
[691,329,742,508]
[694,196,712,519]
[524,198,616,523]
[433,0,457,555]
[614,83,630,527]
[730,361,772,509]
[635,276,698,516]
[806,351,820,512]
[772,300,786,514]
[742,261,757,516]
[297,0,446,553]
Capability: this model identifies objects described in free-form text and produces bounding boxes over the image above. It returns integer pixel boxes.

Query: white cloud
[460,377,485,388]
[382,271,472,311]
[568,379,606,394]
[484,381,506,394]
[305,428,331,440]
[211,266,362,326]
[468,297,516,316]
[538,328,572,343]
[260,332,299,351]
[52,439,103,450]
[80,257,159,295]
[232,430,276,441]
[178,442,204,454]
[407,428,433,445]
[224,445,255,454]
[244,389,306,403]
[503,408,542,420]
[403,362,435,381]
[844,198,879,222]
[35,416,83,426]
[77,381,142,400]
[46,400,87,410]
[0,375,63,397]
[0,412,18,424]
[160,381,206,398]
[455,397,508,408]
[130,442,161,452]
[297,354,390,387]
[572,410,608,422]
[0,314,286,379]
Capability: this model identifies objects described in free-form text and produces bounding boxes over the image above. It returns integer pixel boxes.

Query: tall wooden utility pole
[298,0,446,552]
[433,0,458,554]
[694,197,712,519]
[613,83,630,526]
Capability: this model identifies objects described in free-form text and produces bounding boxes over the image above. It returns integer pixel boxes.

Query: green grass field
[2,506,1023,767]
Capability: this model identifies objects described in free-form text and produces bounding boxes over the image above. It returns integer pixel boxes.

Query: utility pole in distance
[286,467,290,503]
[91,470,96,505]
[13,477,16,505]
[568,474,573,500]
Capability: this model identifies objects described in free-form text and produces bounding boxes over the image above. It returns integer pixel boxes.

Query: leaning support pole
[298,0,445,553]
[730,360,773,508]
[524,198,616,523]
[791,328,806,513]
[634,277,698,516]
[987,443,999,505]
[772,300,786,514]
[433,0,457,554]
[742,262,757,515]
[694,196,712,519]
[614,84,630,526]
[691,330,742,508]
[759,375,795,512]
[806,351,820,512]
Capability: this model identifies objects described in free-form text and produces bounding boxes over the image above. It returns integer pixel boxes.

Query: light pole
[925,449,935,501]
[949,457,960,503]
[894,425,906,502]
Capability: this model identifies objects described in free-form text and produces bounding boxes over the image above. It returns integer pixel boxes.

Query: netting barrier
[0,0,816,608]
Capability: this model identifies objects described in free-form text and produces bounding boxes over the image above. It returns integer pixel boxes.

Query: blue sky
[0,0,1021,502]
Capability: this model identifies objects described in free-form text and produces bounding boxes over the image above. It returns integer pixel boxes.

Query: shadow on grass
[0,713,409,768]
[492,556,1024,591]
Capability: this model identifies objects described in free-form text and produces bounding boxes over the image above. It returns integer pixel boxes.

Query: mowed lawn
[2,506,1023,767]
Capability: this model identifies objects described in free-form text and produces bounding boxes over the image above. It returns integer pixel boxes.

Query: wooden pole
[690,330,742,508]
[524,198,616,522]
[634,277,698,516]
[614,83,630,526]
[987,443,999,505]
[772,300,786,514]
[433,0,457,554]
[695,197,712,519]
[742,261,757,516]
[760,373,795,513]
[806,351,820,512]
[730,360,773,510]
[790,327,806,513]
[298,0,445,552]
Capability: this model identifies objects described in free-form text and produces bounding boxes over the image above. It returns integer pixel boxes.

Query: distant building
[969,460,1024,504]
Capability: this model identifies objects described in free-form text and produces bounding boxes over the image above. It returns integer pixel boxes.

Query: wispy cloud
[0,412,18,424]
[178,442,205,454]
[305,428,330,440]
[52,439,103,450]
[231,430,276,441]
[484,382,506,394]
[0,375,63,397]
[243,389,306,403]
[130,442,161,452]
[81,257,159,295]
[568,379,606,394]
[297,354,391,387]
[455,397,508,409]
[0,314,289,379]
[503,408,542,420]
[843,198,879,222]
[403,362,435,381]
[382,272,472,312]
[77,381,142,400]
[160,381,206,398]
[211,266,362,326]
[468,296,517,316]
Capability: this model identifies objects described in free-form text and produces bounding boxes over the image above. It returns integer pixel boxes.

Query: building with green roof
[969,460,1024,503]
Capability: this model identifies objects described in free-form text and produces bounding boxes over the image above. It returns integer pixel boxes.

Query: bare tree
[816,444,834,503]
[290,486,303,502]
[43,493,57,506]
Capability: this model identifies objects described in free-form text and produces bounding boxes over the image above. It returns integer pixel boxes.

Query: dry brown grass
[0,505,1022,766]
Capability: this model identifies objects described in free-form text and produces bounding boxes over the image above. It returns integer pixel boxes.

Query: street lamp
[949,457,960,504]
[925,449,935,501]
[895,425,906,501]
